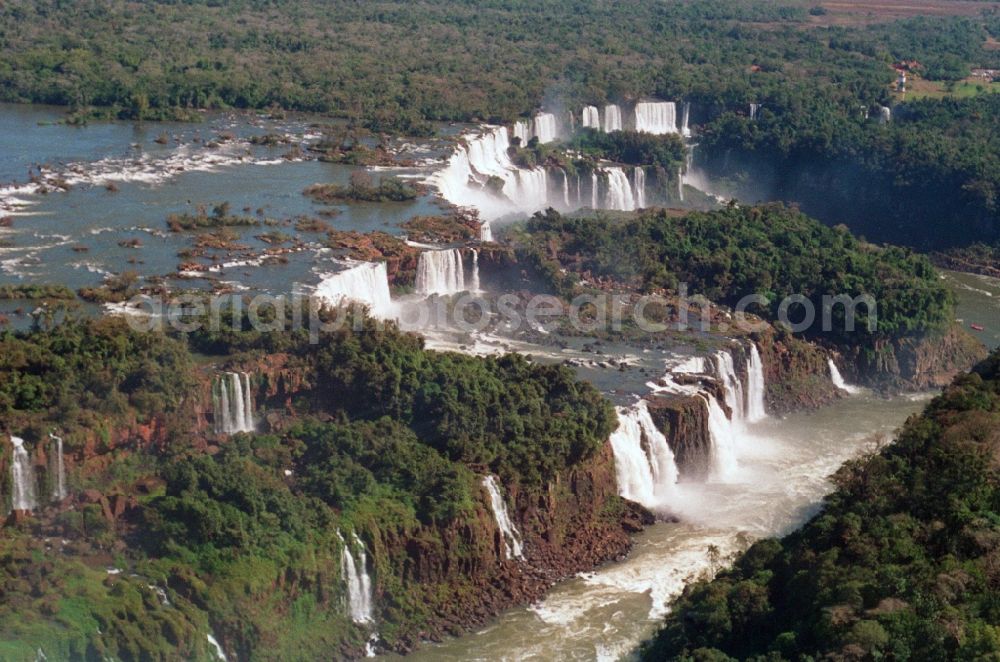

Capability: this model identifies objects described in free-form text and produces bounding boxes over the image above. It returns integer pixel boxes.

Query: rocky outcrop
[646,393,713,481]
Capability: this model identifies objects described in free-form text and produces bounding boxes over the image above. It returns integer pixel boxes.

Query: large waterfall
[213,372,255,435]
[533,113,559,144]
[416,248,466,295]
[829,359,860,394]
[634,102,677,134]
[634,167,646,208]
[50,433,66,502]
[609,402,679,508]
[340,531,375,623]
[604,167,636,211]
[483,475,524,560]
[603,104,623,132]
[315,261,394,316]
[10,436,37,512]
[581,106,600,129]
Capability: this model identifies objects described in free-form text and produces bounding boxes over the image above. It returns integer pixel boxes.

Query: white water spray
[483,475,524,560]
[10,436,37,512]
[828,359,860,394]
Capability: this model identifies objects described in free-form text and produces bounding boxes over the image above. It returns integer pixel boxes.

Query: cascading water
[206,634,227,661]
[879,105,892,124]
[681,102,691,137]
[701,393,739,482]
[416,248,466,295]
[750,103,761,120]
[560,168,571,207]
[533,113,559,144]
[315,261,394,317]
[634,167,646,208]
[604,167,636,211]
[746,344,767,422]
[340,531,375,623]
[634,102,677,134]
[603,104,623,132]
[713,351,746,427]
[591,171,599,209]
[480,222,493,242]
[470,249,481,293]
[581,106,600,129]
[213,372,255,435]
[482,475,524,560]
[608,402,680,508]
[828,359,860,394]
[513,120,531,144]
[10,436,37,512]
[49,433,66,502]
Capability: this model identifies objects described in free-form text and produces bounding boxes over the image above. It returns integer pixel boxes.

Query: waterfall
[533,113,559,144]
[206,634,227,661]
[634,101,677,134]
[576,173,582,207]
[513,120,531,144]
[483,475,524,560]
[10,436,37,512]
[603,104,623,132]
[702,393,739,482]
[581,106,600,129]
[681,102,691,137]
[591,171,599,209]
[480,222,493,242]
[560,168,571,207]
[677,166,684,202]
[634,167,646,208]
[609,402,679,508]
[604,167,636,211]
[879,106,892,124]
[315,261,394,316]
[340,531,375,623]
[749,103,761,120]
[416,248,466,295]
[712,351,746,428]
[746,344,767,421]
[213,372,255,435]
[429,126,551,219]
[50,433,66,502]
[470,249,481,292]
[829,359,860,394]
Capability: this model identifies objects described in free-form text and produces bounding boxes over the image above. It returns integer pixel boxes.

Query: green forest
[640,348,1000,660]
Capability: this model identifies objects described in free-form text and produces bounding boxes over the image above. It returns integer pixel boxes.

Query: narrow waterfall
[604,167,636,211]
[480,221,493,242]
[315,261,394,316]
[533,113,558,144]
[483,475,524,560]
[416,248,466,295]
[591,171,599,209]
[609,402,679,508]
[340,531,375,623]
[879,106,892,124]
[634,167,646,208]
[746,344,767,421]
[677,166,684,202]
[513,120,531,144]
[829,359,860,394]
[50,433,66,502]
[603,104,623,132]
[213,372,255,435]
[581,106,601,129]
[470,249,481,292]
[206,634,227,661]
[634,101,677,134]
[10,436,37,512]
[576,173,583,207]
[713,351,746,428]
[749,103,761,120]
[681,102,691,137]
[560,168,571,207]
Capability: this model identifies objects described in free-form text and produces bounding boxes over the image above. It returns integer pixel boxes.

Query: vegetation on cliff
[0,312,623,658]
[640,348,1000,660]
